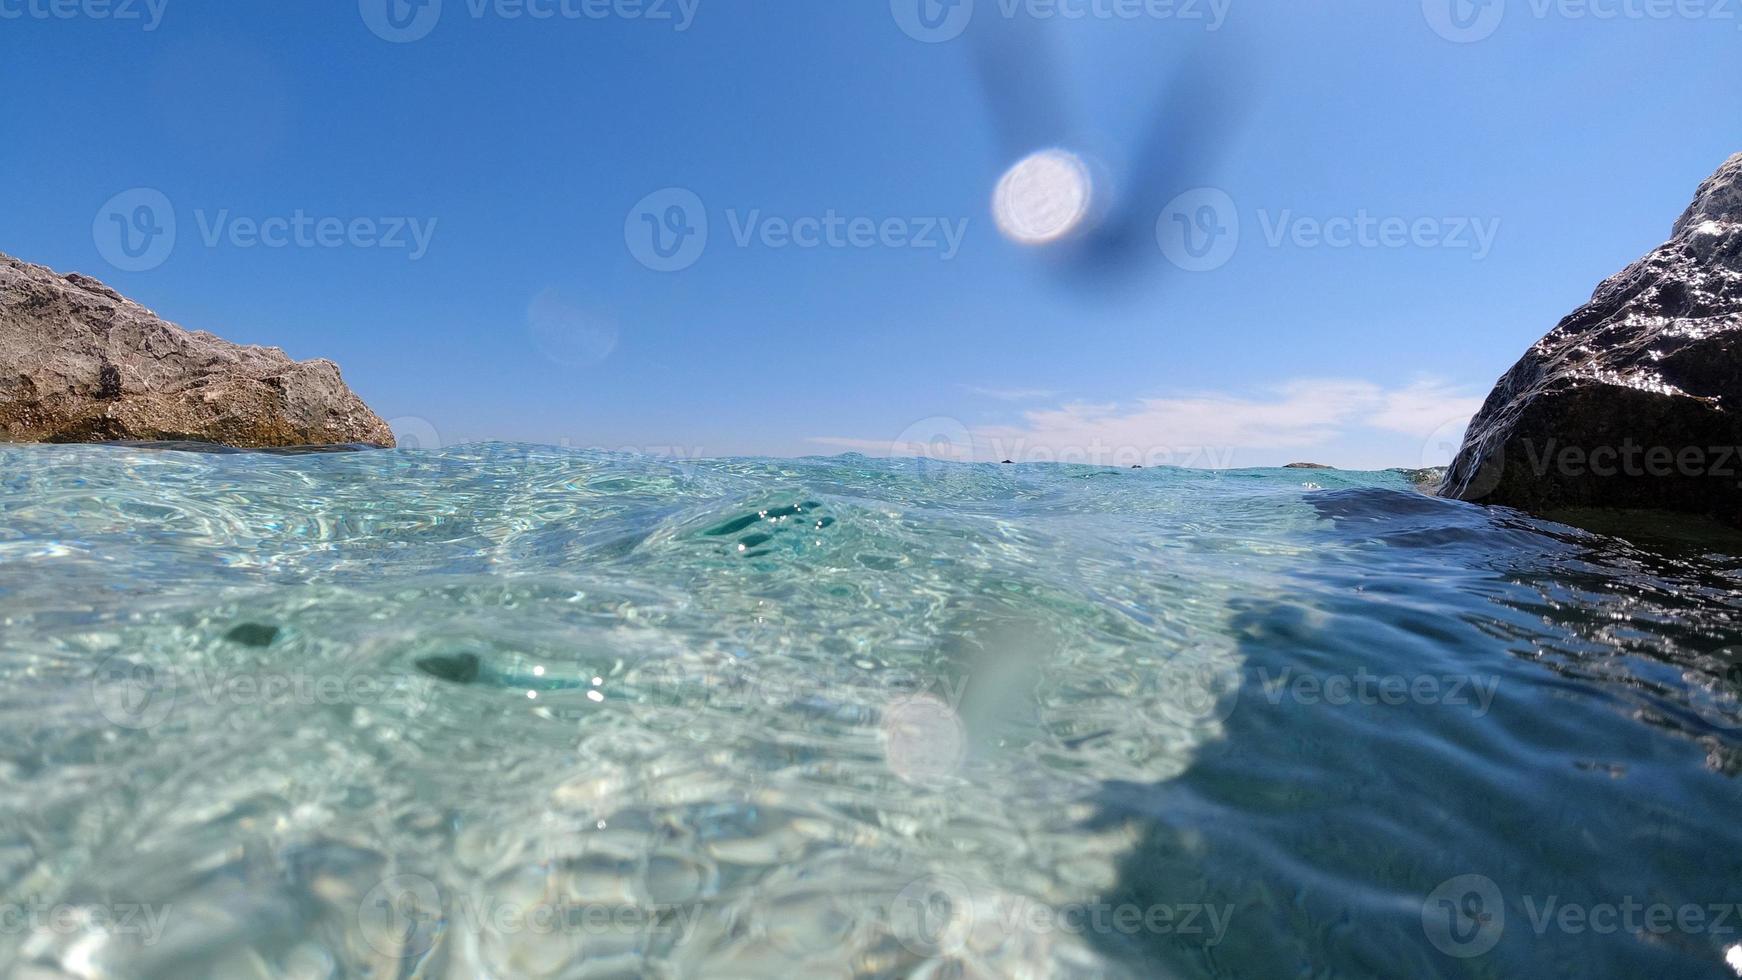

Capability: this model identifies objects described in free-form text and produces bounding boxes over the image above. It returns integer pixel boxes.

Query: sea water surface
[2,443,1741,979]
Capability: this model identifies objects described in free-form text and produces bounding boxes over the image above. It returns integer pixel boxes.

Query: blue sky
[2,0,1738,467]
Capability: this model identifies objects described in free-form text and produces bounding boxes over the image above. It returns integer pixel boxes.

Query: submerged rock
[1443,152,1742,525]
[416,653,482,685]
[0,252,393,448]
[223,623,280,648]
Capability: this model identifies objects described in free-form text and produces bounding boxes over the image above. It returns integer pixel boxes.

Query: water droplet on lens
[993,149,1094,246]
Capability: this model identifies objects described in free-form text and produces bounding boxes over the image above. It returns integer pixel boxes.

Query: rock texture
[0,252,393,448]
[1443,153,1742,524]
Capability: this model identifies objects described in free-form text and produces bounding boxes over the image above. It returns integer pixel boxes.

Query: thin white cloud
[962,385,1061,402]
[808,378,1485,469]
[1365,381,1487,438]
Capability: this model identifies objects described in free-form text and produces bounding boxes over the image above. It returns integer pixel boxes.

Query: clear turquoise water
[2,443,1741,979]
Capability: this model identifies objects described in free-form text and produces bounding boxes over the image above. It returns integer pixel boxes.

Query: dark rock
[1442,153,1742,525]
[416,653,482,685]
[1283,463,1334,470]
[1391,467,1445,492]
[224,623,280,648]
[96,362,121,400]
[0,251,393,448]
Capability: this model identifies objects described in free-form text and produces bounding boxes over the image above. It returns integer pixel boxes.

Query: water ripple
[0,444,1738,978]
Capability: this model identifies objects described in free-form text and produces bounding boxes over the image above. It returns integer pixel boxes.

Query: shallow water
[1,443,1740,979]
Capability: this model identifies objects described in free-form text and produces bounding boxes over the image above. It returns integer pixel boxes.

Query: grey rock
[0,251,393,448]
[1442,153,1742,525]
[1283,462,1335,470]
